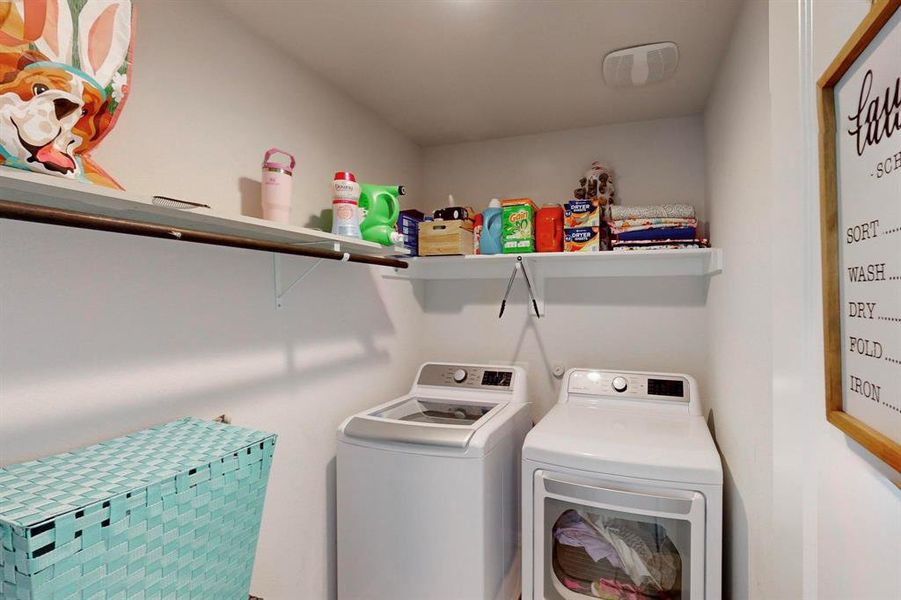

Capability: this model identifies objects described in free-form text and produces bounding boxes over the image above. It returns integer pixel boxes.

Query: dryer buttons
[611,376,628,393]
[453,369,468,383]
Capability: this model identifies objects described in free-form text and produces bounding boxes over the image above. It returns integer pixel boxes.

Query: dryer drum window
[546,502,691,599]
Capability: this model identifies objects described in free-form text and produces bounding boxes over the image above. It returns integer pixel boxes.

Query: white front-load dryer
[337,363,531,600]
[522,369,723,600]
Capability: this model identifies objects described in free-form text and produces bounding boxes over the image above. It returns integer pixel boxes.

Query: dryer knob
[612,376,628,392]
[453,369,468,383]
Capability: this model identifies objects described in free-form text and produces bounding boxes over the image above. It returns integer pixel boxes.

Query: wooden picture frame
[818,0,900,472]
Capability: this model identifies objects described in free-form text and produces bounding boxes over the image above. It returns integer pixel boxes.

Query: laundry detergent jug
[479,199,503,255]
[359,183,405,246]
[536,203,564,252]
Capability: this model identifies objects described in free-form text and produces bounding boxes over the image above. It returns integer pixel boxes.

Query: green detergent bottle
[358,183,405,246]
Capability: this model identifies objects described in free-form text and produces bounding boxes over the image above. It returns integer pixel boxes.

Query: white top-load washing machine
[337,362,531,600]
[522,369,722,600]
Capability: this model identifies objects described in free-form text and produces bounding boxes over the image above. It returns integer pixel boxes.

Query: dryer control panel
[417,363,515,390]
[567,370,690,403]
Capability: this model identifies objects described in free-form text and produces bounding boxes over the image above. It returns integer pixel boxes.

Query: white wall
[418,116,711,418]
[703,1,773,598]
[710,2,901,600]
[95,1,421,222]
[0,1,422,598]
[767,0,821,596]
[422,115,709,224]
[417,273,712,419]
[807,2,901,599]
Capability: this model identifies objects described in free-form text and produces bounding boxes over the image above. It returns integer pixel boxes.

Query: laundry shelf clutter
[0,167,408,268]
[392,172,720,295]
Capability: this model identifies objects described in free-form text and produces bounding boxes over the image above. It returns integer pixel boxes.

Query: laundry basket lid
[0,418,276,529]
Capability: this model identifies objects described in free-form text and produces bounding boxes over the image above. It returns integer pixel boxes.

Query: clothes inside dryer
[546,503,689,600]
[372,397,496,425]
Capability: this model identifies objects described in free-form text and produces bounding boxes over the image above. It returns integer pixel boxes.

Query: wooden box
[418,220,474,256]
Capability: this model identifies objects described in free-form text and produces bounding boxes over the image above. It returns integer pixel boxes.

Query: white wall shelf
[388,248,723,315]
[393,248,722,279]
[0,167,408,265]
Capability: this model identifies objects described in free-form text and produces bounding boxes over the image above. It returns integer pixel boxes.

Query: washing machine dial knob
[453,369,468,383]
[612,376,628,393]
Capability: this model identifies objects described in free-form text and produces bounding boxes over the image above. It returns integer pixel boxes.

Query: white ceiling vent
[603,42,679,88]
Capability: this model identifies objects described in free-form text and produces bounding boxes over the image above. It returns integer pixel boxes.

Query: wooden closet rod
[0,200,409,269]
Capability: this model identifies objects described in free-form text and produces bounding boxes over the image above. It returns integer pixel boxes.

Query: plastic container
[479,199,503,255]
[331,171,361,238]
[359,183,404,246]
[473,213,483,254]
[261,148,295,223]
[537,204,564,252]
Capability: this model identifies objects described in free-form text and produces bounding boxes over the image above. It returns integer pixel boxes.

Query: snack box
[564,226,600,252]
[400,234,418,256]
[564,199,600,228]
[398,210,424,233]
[398,225,419,238]
[501,198,537,254]
[397,210,423,255]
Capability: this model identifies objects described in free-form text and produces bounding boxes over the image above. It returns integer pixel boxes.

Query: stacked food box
[564,199,602,252]
[397,209,424,256]
[564,162,615,252]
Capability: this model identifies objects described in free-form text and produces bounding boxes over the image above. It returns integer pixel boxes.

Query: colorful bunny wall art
[0,0,134,189]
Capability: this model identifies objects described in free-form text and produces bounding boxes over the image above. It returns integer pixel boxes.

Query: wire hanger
[498,256,541,319]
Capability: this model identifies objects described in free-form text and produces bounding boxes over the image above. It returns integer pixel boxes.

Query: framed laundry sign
[818,0,900,472]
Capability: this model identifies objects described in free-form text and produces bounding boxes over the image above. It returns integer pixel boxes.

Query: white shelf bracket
[521,257,546,317]
[273,254,325,308]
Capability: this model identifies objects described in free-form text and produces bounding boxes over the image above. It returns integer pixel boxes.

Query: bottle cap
[489,198,501,208]
[334,172,356,182]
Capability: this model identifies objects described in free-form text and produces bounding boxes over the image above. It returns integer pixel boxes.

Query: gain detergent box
[501,198,537,253]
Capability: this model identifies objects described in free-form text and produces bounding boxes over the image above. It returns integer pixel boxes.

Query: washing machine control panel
[567,370,689,402]
[418,364,515,390]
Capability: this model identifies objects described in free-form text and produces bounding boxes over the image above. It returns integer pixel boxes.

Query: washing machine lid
[523,404,722,485]
[342,395,506,449]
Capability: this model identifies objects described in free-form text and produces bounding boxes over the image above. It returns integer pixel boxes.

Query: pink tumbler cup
[261,148,296,223]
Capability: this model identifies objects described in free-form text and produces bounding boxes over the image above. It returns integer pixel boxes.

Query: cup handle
[264,147,296,170]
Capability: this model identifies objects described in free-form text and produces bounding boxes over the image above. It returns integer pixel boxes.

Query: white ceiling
[217,0,742,147]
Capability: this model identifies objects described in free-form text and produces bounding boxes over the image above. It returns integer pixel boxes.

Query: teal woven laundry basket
[0,418,277,600]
